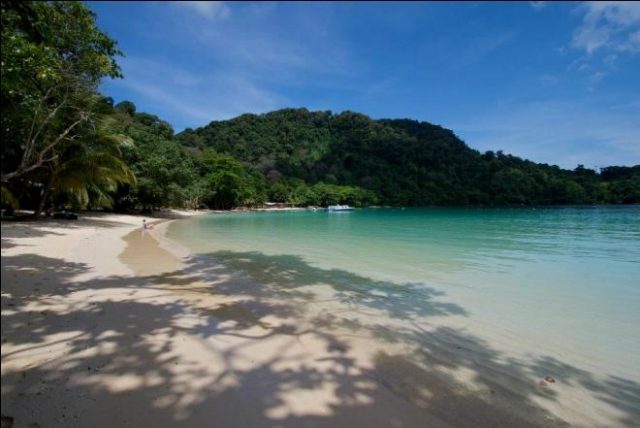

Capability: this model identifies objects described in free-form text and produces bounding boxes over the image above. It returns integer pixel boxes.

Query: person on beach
[142,219,154,234]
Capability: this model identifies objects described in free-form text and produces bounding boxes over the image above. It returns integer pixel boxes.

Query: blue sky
[90,1,640,168]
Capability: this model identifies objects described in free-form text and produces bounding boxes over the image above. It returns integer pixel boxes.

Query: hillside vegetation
[175,108,640,207]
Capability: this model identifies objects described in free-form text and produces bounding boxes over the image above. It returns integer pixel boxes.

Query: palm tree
[33,106,135,216]
[54,132,135,209]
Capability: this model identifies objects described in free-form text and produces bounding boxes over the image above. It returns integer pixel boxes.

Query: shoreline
[2,211,637,427]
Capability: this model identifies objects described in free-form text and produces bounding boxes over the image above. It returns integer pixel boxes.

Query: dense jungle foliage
[176,109,640,207]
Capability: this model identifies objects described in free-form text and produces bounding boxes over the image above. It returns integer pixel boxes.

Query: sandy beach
[1,212,637,428]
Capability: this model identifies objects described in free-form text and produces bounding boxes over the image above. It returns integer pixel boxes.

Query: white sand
[1,212,635,427]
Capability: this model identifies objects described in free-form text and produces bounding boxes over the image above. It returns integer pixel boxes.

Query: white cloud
[530,2,546,11]
[572,2,640,55]
[451,32,515,69]
[171,1,230,20]
[111,57,288,129]
[609,101,640,110]
[188,4,358,82]
[588,70,606,85]
[620,29,640,52]
[456,100,640,168]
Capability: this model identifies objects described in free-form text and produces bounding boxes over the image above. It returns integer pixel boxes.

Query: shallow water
[167,206,640,386]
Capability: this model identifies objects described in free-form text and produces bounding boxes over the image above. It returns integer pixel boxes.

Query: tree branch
[25,92,69,165]
[2,111,87,183]
[24,87,56,164]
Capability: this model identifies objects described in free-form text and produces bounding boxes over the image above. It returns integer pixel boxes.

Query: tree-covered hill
[177,108,640,206]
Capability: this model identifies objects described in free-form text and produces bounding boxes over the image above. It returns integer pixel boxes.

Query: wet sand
[2,212,637,427]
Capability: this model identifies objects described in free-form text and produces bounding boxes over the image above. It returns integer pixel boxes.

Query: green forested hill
[176,108,640,206]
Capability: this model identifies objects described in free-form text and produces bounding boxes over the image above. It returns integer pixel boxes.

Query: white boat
[327,205,354,211]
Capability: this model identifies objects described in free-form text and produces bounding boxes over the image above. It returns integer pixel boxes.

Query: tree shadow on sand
[1,250,638,427]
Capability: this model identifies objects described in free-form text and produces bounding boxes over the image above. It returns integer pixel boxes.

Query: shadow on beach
[1,244,639,427]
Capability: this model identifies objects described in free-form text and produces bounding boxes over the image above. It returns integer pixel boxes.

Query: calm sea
[166,206,640,382]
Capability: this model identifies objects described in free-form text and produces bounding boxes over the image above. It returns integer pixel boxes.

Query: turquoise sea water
[167,206,640,381]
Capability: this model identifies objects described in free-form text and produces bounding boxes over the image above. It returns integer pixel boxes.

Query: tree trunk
[33,174,55,218]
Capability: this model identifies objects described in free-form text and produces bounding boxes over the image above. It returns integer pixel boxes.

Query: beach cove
[2,208,639,428]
